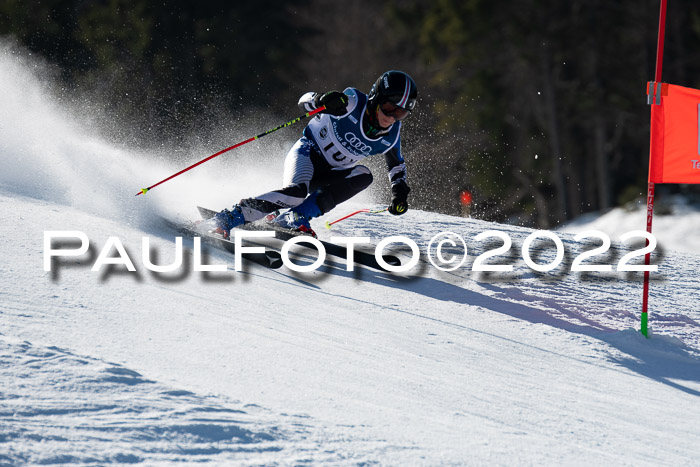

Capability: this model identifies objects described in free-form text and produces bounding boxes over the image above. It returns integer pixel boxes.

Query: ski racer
[207,70,418,237]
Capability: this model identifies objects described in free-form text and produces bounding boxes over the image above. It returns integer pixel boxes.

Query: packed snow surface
[2,42,700,465]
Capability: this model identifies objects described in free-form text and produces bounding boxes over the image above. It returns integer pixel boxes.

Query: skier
[207,70,418,238]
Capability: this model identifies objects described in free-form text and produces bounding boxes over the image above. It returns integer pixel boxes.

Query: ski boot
[273,192,322,238]
[198,205,245,239]
[263,209,281,223]
[273,210,317,238]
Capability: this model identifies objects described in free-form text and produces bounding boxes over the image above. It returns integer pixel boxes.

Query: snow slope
[3,42,700,465]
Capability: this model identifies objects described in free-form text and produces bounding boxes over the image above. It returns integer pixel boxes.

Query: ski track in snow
[2,43,700,464]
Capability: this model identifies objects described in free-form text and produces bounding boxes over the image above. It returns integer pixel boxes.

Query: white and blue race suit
[237,87,408,222]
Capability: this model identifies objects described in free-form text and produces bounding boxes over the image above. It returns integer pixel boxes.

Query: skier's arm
[385,145,407,185]
[385,146,410,215]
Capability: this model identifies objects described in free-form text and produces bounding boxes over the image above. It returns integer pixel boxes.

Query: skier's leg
[240,137,314,222]
[305,164,374,215]
[214,138,314,229]
[210,138,316,236]
[274,164,373,234]
[237,137,316,220]
[322,165,374,209]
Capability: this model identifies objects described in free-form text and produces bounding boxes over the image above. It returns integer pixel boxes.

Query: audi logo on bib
[344,132,372,154]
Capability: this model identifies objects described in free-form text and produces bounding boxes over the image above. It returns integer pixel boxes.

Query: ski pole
[136,106,326,196]
[325,207,388,229]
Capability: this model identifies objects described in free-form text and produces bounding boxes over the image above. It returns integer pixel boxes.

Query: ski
[197,206,401,272]
[162,217,283,269]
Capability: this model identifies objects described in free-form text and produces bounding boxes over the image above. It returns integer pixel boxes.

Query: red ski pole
[324,207,388,229]
[136,106,326,196]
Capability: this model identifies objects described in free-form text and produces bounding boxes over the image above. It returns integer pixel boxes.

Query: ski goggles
[379,101,411,121]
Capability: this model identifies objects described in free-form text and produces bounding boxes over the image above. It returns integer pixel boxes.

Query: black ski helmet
[368,70,418,112]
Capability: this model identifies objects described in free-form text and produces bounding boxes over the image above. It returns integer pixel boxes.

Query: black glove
[316,91,349,116]
[388,180,410,215]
